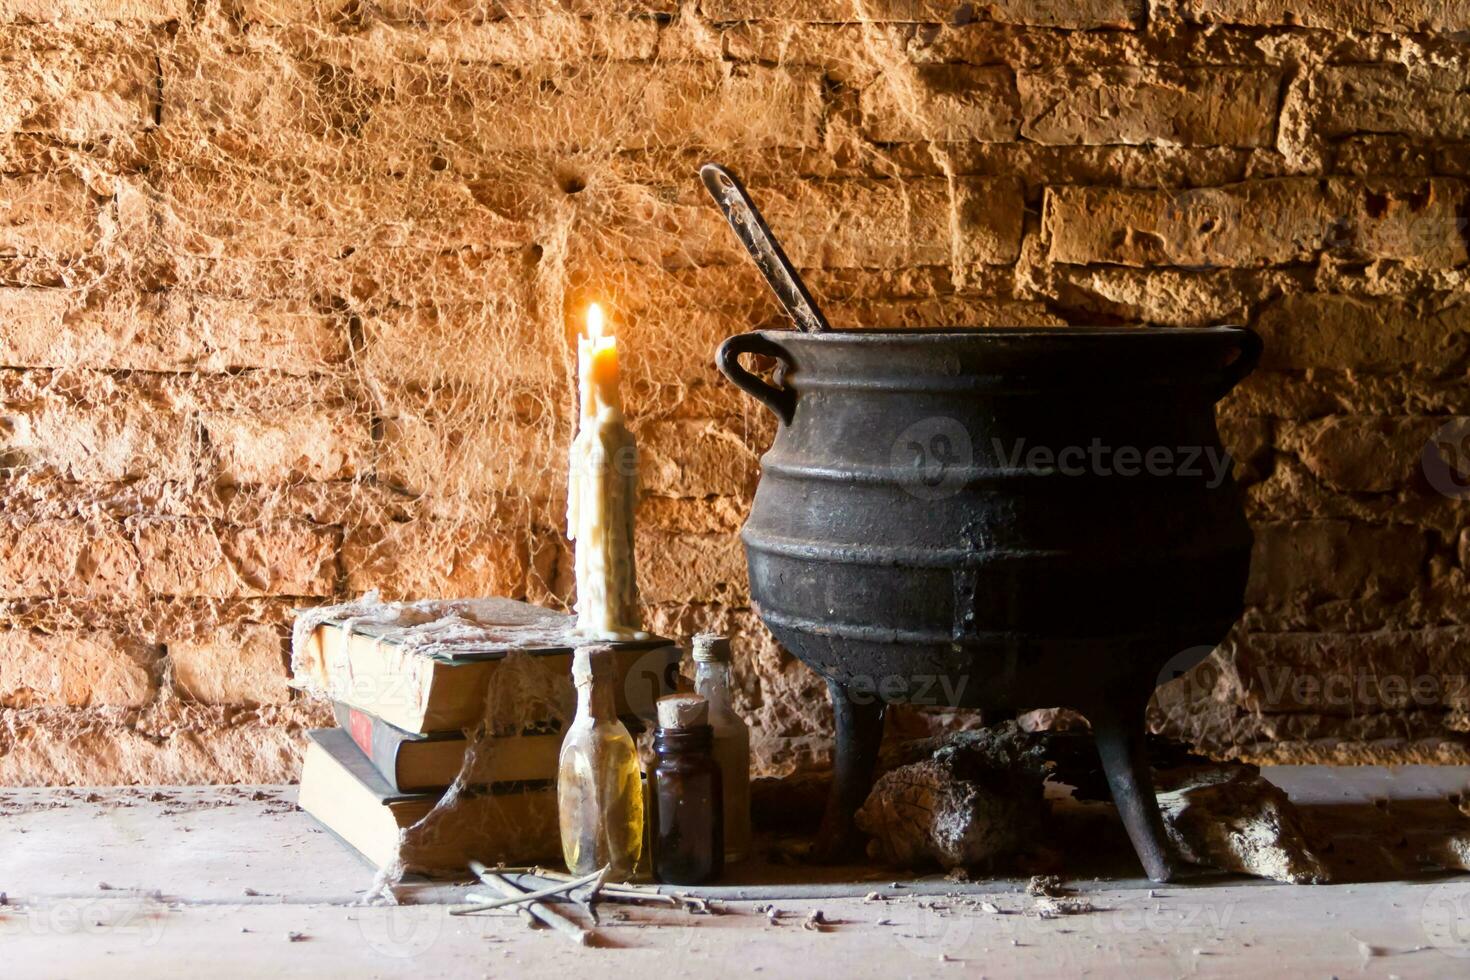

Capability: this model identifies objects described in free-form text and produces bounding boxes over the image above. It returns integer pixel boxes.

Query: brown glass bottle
[650,704,724,885]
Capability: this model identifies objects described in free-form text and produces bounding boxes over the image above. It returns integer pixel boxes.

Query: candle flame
[586,302,615,352]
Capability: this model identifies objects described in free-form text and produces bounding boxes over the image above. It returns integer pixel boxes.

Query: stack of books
[293,597,678,873]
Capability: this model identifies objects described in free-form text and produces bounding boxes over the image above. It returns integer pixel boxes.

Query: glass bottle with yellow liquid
[557,644,644,879]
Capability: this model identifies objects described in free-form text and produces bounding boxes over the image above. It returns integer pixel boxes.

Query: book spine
[334,702,408,793]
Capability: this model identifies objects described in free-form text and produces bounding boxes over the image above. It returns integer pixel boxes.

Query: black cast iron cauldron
[717,325,1262,881]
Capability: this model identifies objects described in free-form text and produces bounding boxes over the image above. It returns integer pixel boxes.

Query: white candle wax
[567,303,642,637]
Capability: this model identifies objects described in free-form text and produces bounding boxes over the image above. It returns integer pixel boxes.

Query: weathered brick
[703,0,1142,27]
[1044,178,1469,268]
[0,45,155,139]
[0,0,184,20]
[0,288,345,373]
[976,0,1144,26]
[135,520,339,598]
[637,529,748,604]
[377,412,563,503]
[335,245,539,312]
[153,169,537,263]
[0,172,103,259]
[637,494,748,535]
[0,394,199,482]
[859,65,1019,143]
[637,418,762,498]
[1253,294,1470,372]
[1247,520,1426,605]
[169,623,290,704]
[711,20,987,82]
[0,630,157,707]
[234,0,676,22]
[165,50,823,165]
[0,519,141,598]
[824,295,1064,329]
[223,0,386,19]
[0,367,201,481]
[359,296,554,395]
[613,176,1019,270]
[1042,267,1288,328]
[201,408,371,485]
[709,176,1021,268]
[0,704,324,785]
[1284,416,1443,494]
[535,60,829,152]
[1181,0,1470,31]
[951,177,1026,266]
[1316,65,1470,142]
[357,15,660,63]
[1019,67,1280,147]
[0,371,368,485]
[343,521,529,599]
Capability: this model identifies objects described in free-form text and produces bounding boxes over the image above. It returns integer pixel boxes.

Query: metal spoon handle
[700,162,831,334]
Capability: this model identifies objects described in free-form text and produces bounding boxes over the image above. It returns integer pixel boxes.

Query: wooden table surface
[2,767,1469,978]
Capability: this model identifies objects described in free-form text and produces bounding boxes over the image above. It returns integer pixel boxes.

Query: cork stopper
[571,644,616,685]
[656,693,708,729]
[691,633,731,664]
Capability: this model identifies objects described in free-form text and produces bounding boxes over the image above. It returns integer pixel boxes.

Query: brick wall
[0,0,1466,783]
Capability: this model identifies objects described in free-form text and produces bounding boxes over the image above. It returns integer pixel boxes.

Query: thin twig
[494,884,679,908]
[514,868,691,907]
[600,890,679,906]
[525,868,674,900]
[451,866,604,915]
[570,867,611,926]
[530,866,659,893]
[671,892,716,914]
[470,870,596,947]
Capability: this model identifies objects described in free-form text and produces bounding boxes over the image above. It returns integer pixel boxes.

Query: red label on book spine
[347,707,374,757]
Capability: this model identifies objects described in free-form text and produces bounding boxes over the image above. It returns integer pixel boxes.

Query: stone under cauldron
[718,323,1262,882]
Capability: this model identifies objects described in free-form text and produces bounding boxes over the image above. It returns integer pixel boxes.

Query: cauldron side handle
[717,333,796,426]
[1214,326,1264,400]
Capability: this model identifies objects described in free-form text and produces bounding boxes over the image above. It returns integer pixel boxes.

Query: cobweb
[0,0,976,787]
[291,592,654,885]
[128,0,893,601]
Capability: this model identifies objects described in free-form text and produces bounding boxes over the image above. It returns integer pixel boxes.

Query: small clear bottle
[557,645,644,879]
[693,633,752,863]
[650,694,723,885]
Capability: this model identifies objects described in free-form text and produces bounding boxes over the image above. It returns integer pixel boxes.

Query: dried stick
[513,870,714,914]
[469,869,597,947]
[505,893,541,932]
[525,868,678,904]
[451,866,604,915]
[481,886,678,908]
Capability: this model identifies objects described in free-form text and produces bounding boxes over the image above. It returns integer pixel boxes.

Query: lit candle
[567,303,642,637]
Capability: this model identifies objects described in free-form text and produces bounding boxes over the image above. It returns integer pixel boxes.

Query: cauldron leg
[1093,708,1176,883]
[811,681,886,863]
